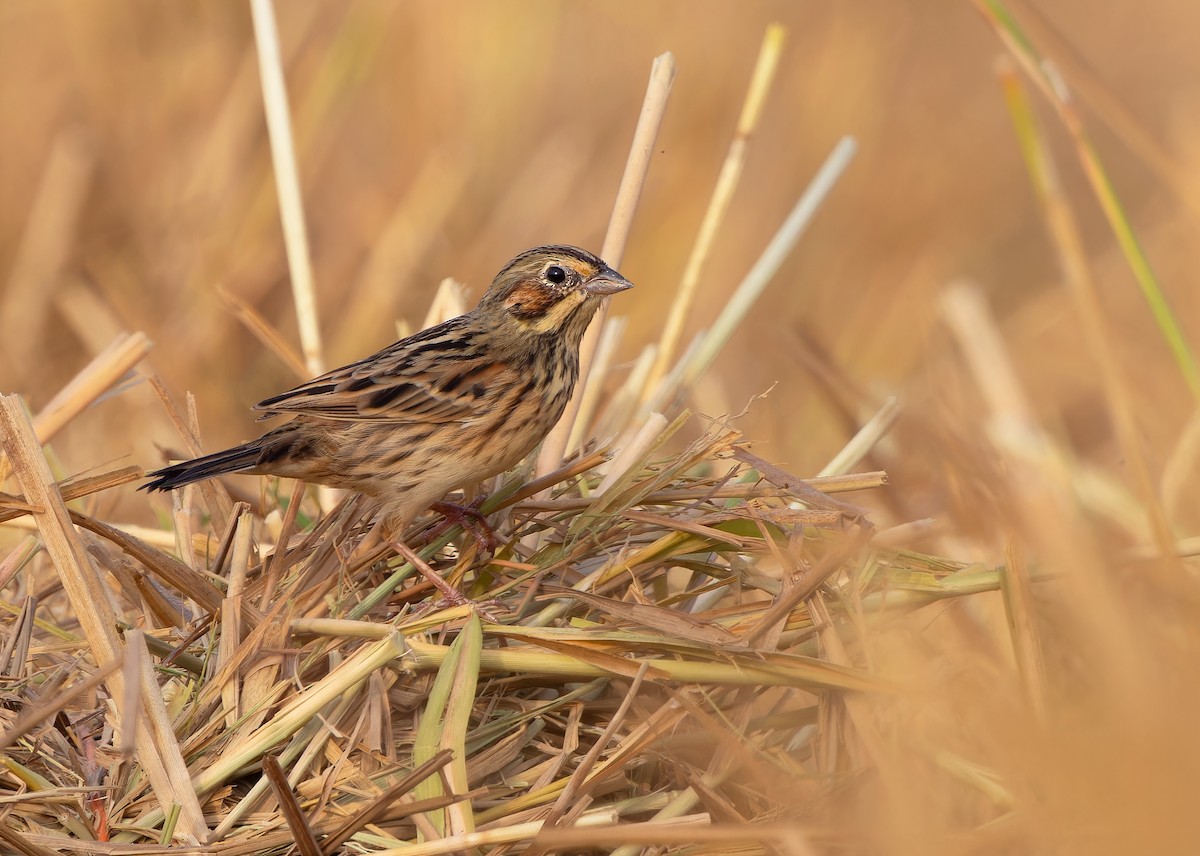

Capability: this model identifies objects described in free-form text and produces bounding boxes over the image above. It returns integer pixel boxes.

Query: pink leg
[388,537,502,619]
[428,498,498,553]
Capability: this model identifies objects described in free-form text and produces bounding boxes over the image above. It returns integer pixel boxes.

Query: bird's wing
[253,317,507,423]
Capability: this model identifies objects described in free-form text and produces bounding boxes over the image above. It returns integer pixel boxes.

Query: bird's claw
[428,498,499,553]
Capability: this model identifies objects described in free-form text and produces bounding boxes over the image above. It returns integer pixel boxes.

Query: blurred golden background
[5,0,1196,513]
[4,0,1200,851]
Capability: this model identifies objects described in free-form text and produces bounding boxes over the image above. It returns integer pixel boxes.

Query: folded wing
[253,317,507,424]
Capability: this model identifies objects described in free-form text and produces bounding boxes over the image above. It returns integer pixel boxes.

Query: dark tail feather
[141,441,264,492]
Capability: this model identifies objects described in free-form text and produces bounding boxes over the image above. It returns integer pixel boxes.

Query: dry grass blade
[0,658,121,753]
[745,527,874,648]
[319,749,454,855]
[367,809,627,856]
[30,332,152,447]
[514,470,887,511]
[0,396,208,843]
[939,283,1141,689]
[733,447,872,523]
[1,603,37,673]
[262,754,322,856]
[401,637,885,693]
[1001,542,1047,719]
[542,819,824,850]
[250,0,323,377]
[644,23,786,403]
[975,0,1200,400]
[1000,0,1200,217]
[410,614,481,839]
[192,632,410,800]
[528,662,650,855]
[0,466,142,525]
[996,59,1175,561]
[0,822,61,856]
[535,51,676,479]
[818,396,900,478]
[677,136,857,396]
[217,283,309,382]
[0,537,37,594]
[68,510,227,617]
[539,587,740,647]
[146,375,235,533]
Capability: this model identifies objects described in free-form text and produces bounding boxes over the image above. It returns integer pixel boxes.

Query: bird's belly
[296,373,571,514]
[326,416,533,492]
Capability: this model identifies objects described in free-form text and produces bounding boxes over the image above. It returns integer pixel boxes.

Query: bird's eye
[545,265,567,284]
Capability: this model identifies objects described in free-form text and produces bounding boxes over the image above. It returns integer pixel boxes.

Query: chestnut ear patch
[504,281,561,320]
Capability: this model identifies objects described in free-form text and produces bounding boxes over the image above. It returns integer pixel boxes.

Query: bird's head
[479,245,633,343]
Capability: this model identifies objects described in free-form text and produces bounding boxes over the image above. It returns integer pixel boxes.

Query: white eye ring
[545,265,567,284]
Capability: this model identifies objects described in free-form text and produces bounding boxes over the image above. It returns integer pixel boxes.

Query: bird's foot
[388,537,503,620]
[420,593,506,623]
[428,497,498,554]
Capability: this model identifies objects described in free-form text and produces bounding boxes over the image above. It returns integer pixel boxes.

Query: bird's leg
[388,537,504,620]
[427,496,498,553]
[388,536,472,608]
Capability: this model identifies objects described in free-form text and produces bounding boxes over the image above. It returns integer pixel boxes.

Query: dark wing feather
[253,316,505,424]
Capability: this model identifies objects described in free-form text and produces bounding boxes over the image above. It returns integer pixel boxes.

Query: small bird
[143,246,633,541]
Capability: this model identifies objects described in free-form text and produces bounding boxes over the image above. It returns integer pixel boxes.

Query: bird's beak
[583,269,634,296]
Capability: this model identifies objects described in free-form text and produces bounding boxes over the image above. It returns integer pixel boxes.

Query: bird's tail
[141,441,264,492]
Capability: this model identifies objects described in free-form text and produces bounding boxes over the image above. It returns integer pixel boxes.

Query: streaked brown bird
[143,246,633,544]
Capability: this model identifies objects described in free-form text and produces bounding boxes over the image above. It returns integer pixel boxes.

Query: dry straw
[5,4,1192,854]
[535,52,677,480]
[1,17,897,846]
[249,0,323,378]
